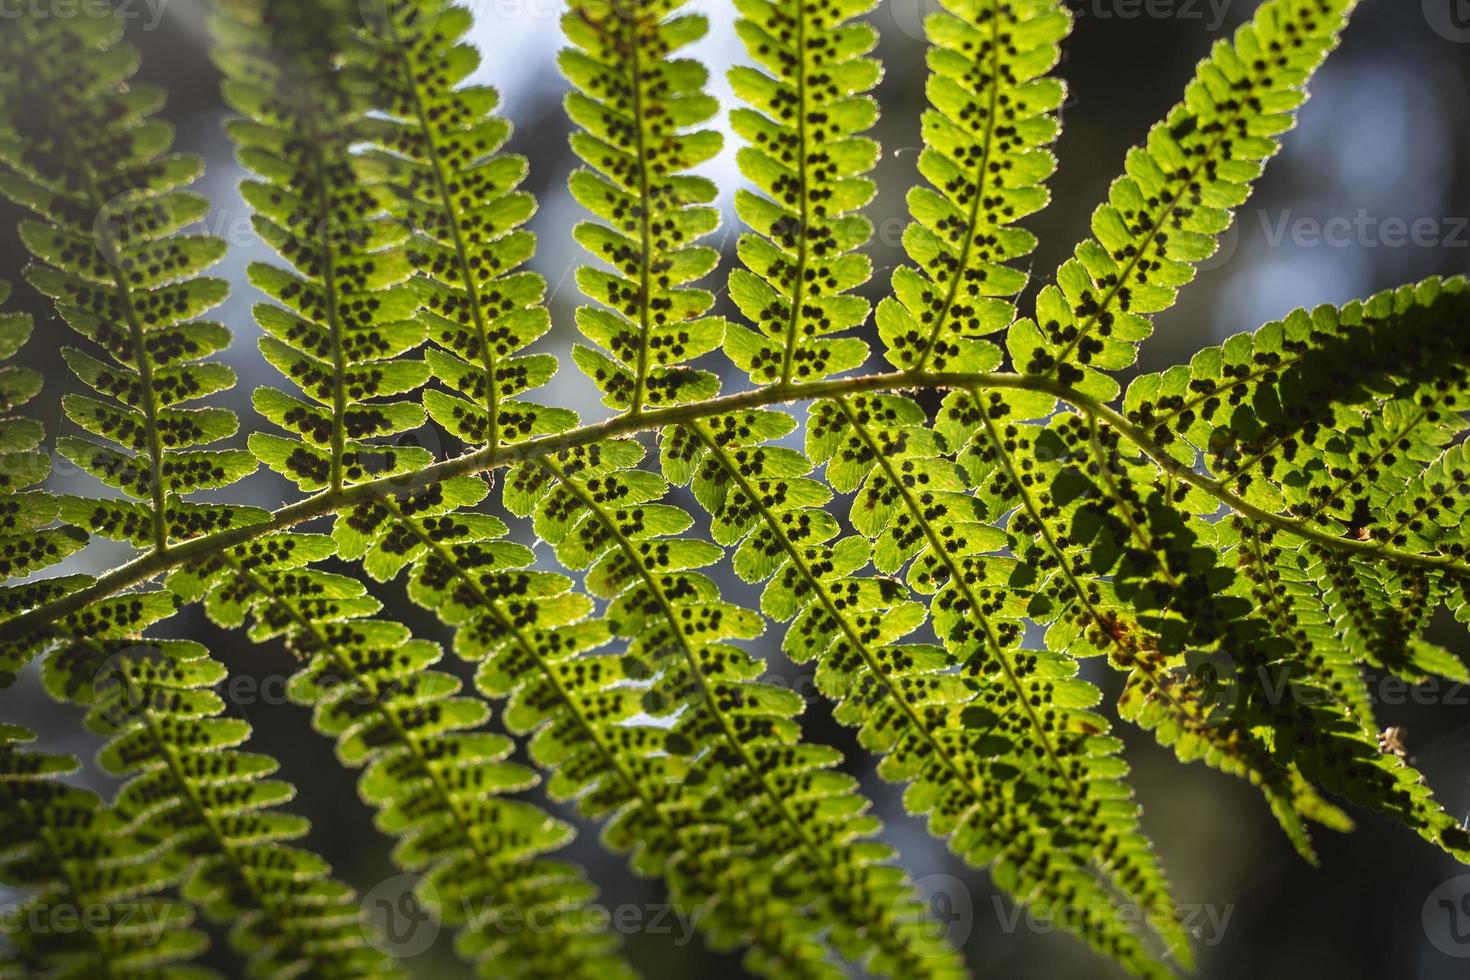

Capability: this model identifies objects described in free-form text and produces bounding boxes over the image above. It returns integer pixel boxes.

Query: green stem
[9,370,1463,640]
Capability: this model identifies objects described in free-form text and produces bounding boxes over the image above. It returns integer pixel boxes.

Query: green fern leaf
[944,396,1354,860]
[0,724,214,979]
[806,394,1191,972]
[878,0,1070,376]
[562,0,726,412]
[989,410,1470,862]
[724,0,882,384]
[167,532,635,980]
[80,639,401,979]
[1016,0,1359,400]
[356,0,578,449]
[0,280,86,583]
[334,474,865,978]
[507,441,968,978]
[3,3,1468,979]
[0,11,255,553]
[213,0,431,493]
[1,582,179,702]
[1122,277,1470,679]
[664,406,1184,975]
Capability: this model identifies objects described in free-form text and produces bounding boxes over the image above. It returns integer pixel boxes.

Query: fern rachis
[0,0,1467,978]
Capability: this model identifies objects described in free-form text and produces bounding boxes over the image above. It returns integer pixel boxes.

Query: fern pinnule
[166,531,635,980]
[213,0,431,495]
[563,0,727,413]
[0,724,212,979]
[724,0,881,385]
[1016,0,1359,401]
[356,0,578,450]
[83,640,398,979]
[0,9,254,554]
[879,0,1070,378]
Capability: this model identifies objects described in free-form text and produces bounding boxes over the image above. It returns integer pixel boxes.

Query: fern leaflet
[1016,0,1358,400]
[564,0,726,413]
[167,532,634,979]
[0,10,254,553]
[724,0,880,385]
[214,0,431,493]
[86,640,398,978]
[0,724,210,978]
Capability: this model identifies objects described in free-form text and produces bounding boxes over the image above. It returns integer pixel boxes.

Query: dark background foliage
[2,1,1468,977]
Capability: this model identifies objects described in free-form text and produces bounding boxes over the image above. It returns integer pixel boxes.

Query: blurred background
[2,0,1469,977]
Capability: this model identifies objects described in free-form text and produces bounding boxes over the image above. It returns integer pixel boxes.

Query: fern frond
[334,476,858,978]
[1,582,179,704]
[1016,0,1358,400]
[167,533,634,980]
[946,397,1354,860]
[0,9,255,552]
[807,394,1191,973]
[1000,411,1470,862]
[83,640,399,979]
[878,0,1070,376]
[0,724,212,979]
[1122,277,1470,678]
[356,0,578,449]
[213,0,431,493]
[1123,277,1470,510]
[664,407,1174,975]
[562,0,726,413]
[723,0,881,385]
[507,442,967,978]
[0,279,85,585]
